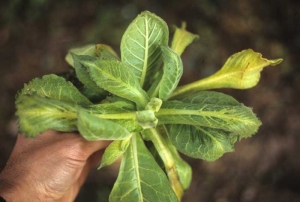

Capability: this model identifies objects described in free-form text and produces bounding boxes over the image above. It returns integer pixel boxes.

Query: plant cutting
[15,11,283,202]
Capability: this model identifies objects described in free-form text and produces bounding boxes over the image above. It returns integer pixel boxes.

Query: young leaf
[77,107,133,141]
[171,22,199,56]
[98,139,130,169]
[170,49,283,99]
[109,134,179,202]
[168,125,235,161]
[159,46,183,100]
[136,110,158,129]
[19,74,92,105]
[65,44,97,67]
[16,95,77,137]
[157,101,261,138]
[77,56,150,108]
[121,11,169,87]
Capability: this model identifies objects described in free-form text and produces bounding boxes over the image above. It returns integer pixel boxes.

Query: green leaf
[95,44,120,60]
[157,94,261,138]
[159,46,183,100]
[18,74,92,105]
[77,56,149,109]
[181,91,240,106]
[121,11,169,87]
[165,91,259,161]
[65,44,97,67]
[171,22,199,56]
[72,54,108,97]
[99,139,130,169]
[170,49,283,99]
[16,95,77,137]
[168,125,235,161]
[109,134,178,202]
[77,107,133,141]
[143,126,192,196]
[84,100,142,133]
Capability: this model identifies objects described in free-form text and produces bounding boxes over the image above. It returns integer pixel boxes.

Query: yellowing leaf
[171,22,199,56]
[170,49,283,99]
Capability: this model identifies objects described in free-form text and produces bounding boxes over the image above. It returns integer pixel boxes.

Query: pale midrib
[94,112,136,120]
[131,134,143,201]
[140,17,149,87]
[156,109,254,124]
[24,110,77,119]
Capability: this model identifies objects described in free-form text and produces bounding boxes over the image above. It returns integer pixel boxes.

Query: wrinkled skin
[0,130,110,202]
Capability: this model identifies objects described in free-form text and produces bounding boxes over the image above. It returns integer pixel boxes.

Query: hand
[0,130,110,202]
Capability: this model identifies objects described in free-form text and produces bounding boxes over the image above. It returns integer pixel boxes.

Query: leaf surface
[18,74,92,105]
[84,101,142,132]
[16,95,77,137]
[72,54,108,97]
[168,125,235,161]
[99,139,130,169]
[121,11,169,87]
[77,107,132,141]
[77,57,149,108]
[156,46,183,100]
[164,91,260,161]
[65,44,97,67]
[109,134,178,202]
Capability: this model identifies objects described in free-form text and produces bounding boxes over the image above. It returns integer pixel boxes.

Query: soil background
[0,0,300,201]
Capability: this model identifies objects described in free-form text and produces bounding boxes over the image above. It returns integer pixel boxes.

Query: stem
[145,127,184,200]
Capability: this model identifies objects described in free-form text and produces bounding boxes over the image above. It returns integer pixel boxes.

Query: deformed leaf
[121,11,169,87]
[77,57,150,108]
[99,139,130,169]
[171,22,199,56]
[16,95,77,137]
[210,49,283,89]
[65,44,97,67]
[77,107,132,141]
[18,74,92,105]
[109,134,178,202]
[170,49,283,99]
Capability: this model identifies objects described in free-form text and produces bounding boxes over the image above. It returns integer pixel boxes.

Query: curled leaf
[16,95,77,137]
[170,49,283,99]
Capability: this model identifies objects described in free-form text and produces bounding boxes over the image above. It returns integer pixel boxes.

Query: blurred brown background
[0,0,299,201]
